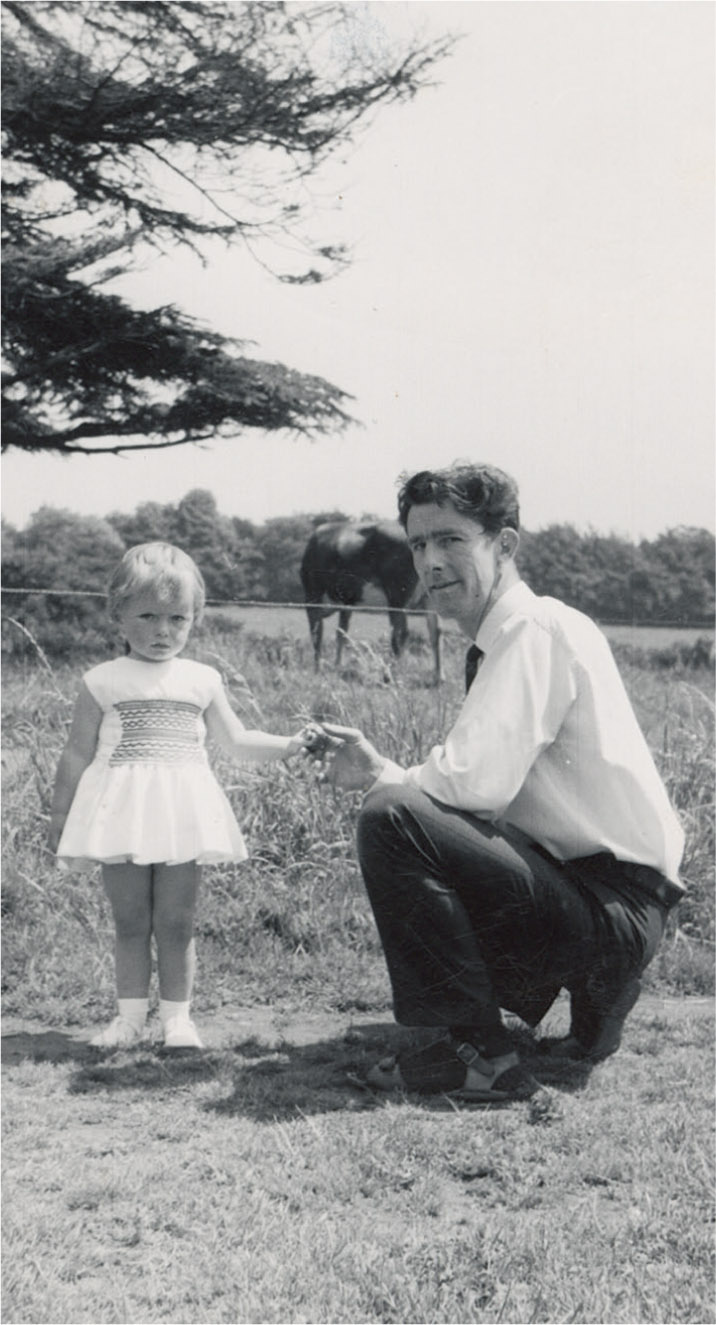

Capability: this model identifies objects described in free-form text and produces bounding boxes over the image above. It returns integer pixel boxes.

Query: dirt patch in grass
[3,990,711,1073]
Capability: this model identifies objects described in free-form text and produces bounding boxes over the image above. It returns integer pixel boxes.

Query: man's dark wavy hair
[397,462,520,533]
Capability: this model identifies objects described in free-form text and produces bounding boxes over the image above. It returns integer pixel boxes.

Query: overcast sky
[3,1,714,539]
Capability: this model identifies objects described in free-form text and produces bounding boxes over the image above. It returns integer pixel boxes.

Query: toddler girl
[49,542,312,1050]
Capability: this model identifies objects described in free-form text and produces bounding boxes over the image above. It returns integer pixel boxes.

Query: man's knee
[359,780,411,822]
[357,782,424,859]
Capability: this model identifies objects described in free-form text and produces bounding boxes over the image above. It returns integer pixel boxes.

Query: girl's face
[119,586,195,663]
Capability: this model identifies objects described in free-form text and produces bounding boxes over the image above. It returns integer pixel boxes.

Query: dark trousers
[357,783,669,1043]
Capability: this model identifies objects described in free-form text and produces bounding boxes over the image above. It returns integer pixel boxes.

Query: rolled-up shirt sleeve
[402,615,577,817]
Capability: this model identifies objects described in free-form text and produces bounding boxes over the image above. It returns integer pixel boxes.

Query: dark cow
[300,520,442,682]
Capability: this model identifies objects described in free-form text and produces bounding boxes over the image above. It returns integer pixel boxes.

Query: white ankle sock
[159,999,191,1027]
[117,998,149,1031]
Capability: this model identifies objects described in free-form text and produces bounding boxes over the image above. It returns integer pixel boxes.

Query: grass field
[207,602,714,652]
[2,995,713,1325]
[2,623,714,1324]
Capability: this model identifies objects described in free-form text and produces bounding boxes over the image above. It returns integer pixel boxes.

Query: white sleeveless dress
[56,656,248,869]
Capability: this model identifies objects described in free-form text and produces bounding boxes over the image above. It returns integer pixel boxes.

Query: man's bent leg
[356,783,585,1053]
[553,857,671,1059]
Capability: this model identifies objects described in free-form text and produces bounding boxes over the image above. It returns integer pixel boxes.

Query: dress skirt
[57,757,248,868]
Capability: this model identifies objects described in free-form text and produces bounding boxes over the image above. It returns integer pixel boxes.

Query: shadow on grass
[67,1046,228,1095]
[63,1021,597,1121]
[205,1039,595,1124]
[1,1029,99,1066]
[64,1023,401,1114]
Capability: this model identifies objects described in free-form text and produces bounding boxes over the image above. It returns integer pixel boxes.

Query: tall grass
[2,623,713,1029]
[2,624,715,1325]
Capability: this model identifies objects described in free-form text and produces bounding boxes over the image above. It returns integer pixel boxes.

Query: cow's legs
[335,609,352,667]
[388,608,408,657]
[305,607,324,670]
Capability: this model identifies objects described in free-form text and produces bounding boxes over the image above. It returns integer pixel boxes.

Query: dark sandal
[365,1037,538,1101]
[542,975,642,1061]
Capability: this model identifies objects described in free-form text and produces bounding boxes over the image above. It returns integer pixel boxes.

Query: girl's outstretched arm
[49,683,103,851]
[205,685,304,764]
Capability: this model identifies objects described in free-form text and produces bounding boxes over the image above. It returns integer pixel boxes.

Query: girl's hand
[313,722,387,792]
[289,724,330,759]
[298,723,331,758]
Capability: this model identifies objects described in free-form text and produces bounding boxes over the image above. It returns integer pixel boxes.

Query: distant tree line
[517,525,715,628]
[2,490,714,658]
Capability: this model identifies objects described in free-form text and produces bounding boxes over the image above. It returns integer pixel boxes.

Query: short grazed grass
[2,623,715,1323]
[2,999,713,1325]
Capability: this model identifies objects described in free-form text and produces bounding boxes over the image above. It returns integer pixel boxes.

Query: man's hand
[316,722,387,792]
[298,723,331,758]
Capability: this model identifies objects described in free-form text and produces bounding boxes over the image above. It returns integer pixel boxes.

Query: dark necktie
[465,643,483,693]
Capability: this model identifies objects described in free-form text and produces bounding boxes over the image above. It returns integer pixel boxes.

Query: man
[319,462,684,1102]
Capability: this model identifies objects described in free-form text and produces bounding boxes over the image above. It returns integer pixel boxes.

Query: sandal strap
[454,1041,519,1076]
[365,1037,535,1099]
[454,1040,488,1067]
[457,1057,537,1101]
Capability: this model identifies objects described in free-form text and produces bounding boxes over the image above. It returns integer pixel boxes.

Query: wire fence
[0,586,438,617]
[1,585,713,631]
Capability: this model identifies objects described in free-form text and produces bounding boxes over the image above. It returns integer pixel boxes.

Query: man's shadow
[203,1027,594,1123]
[59,1021,594,1122]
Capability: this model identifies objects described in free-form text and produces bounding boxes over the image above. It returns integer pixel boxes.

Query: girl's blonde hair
[108,543,206,623]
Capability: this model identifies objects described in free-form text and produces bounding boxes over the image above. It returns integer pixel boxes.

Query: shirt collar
[474,580,535,654]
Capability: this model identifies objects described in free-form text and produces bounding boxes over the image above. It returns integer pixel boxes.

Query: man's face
[405,500,501,636]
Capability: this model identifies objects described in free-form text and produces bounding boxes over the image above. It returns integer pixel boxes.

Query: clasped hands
[298,721,386,792]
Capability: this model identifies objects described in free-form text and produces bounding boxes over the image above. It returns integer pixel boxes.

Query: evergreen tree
[2,1,452,455]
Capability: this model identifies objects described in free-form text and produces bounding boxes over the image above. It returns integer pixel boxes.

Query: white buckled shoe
[163,1016,203,1049]
[90,1016,143,1048]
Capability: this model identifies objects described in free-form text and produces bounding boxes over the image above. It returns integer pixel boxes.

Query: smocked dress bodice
[56,656,247,868]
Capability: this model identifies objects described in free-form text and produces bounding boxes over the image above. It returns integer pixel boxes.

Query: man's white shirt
[376,581,684,882]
